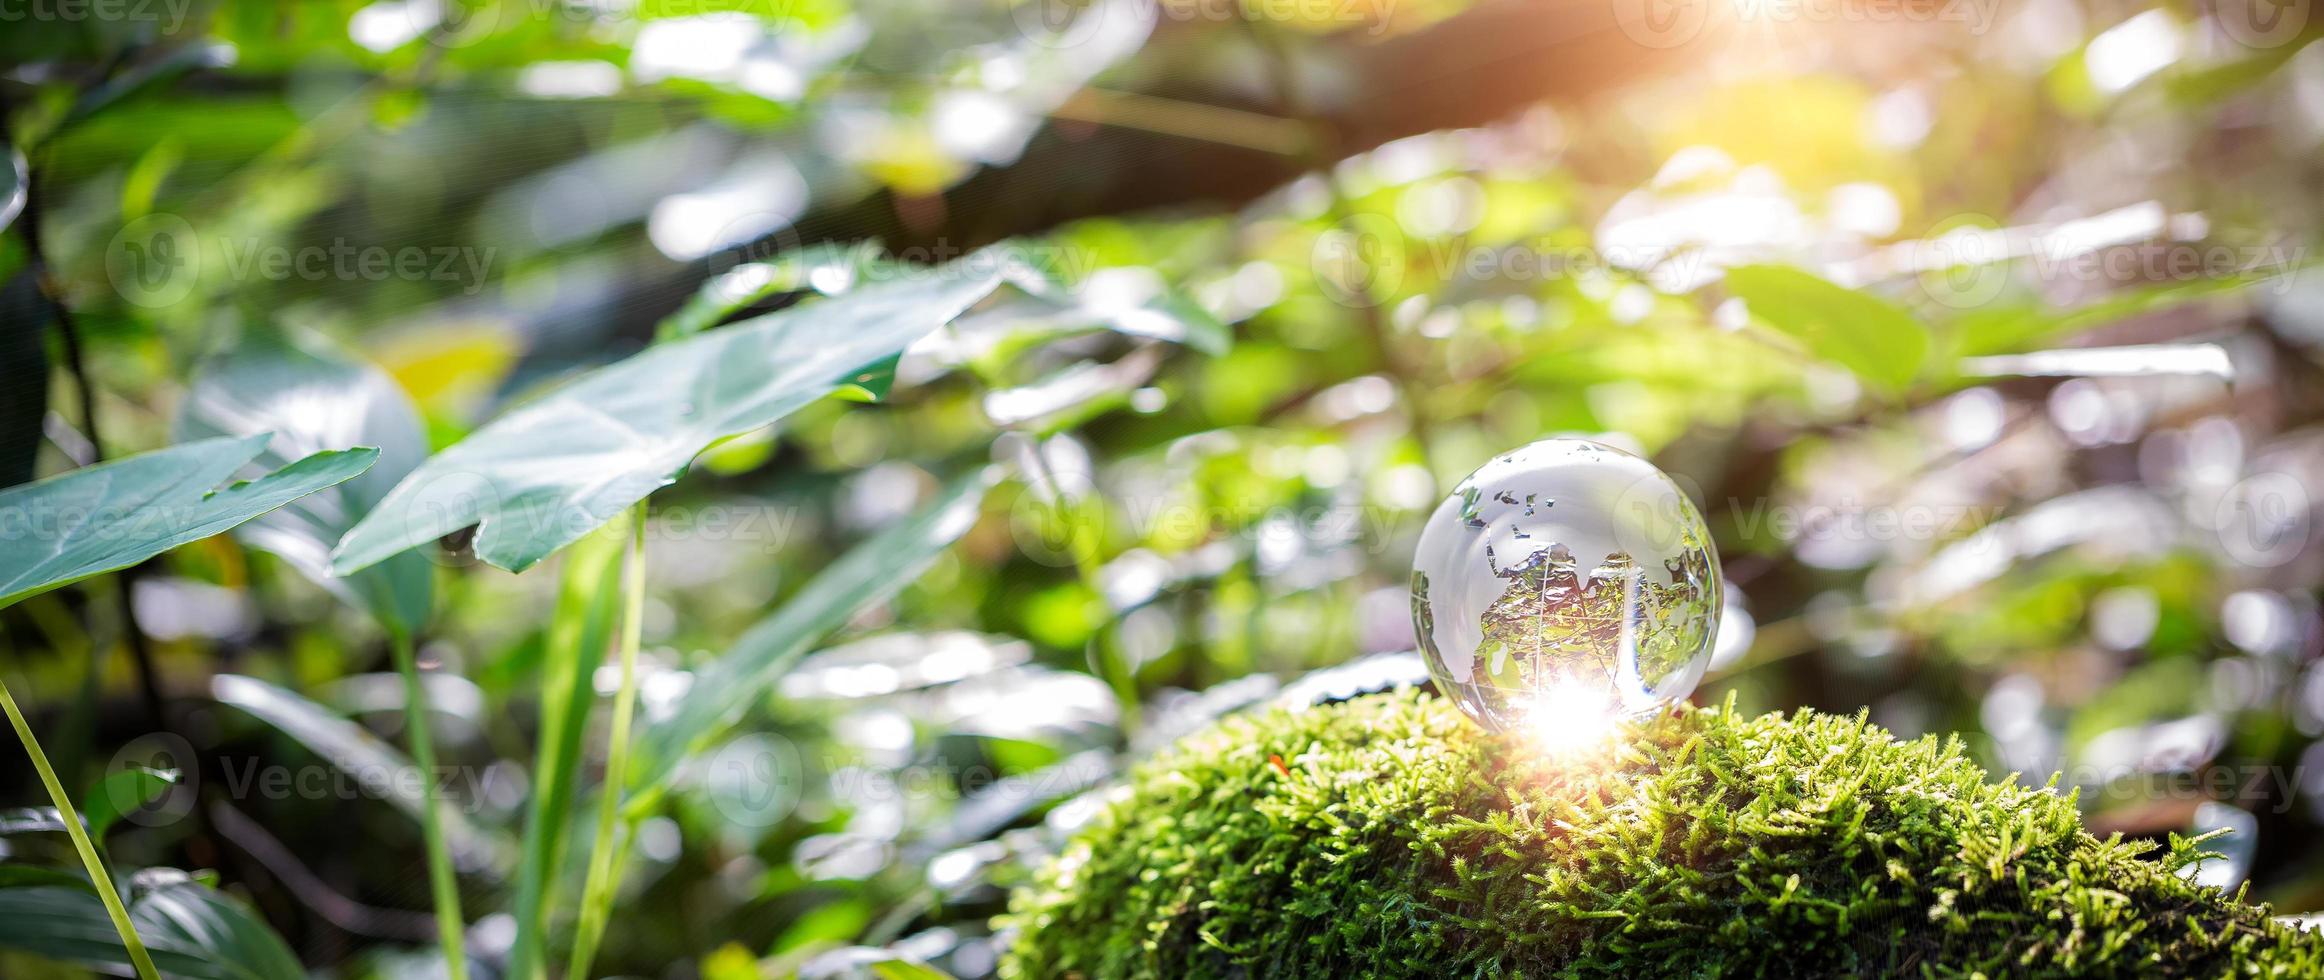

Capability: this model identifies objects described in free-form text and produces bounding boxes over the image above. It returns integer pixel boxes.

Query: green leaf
[1137,288,1232,356]
[0,142,22,234]
[0,865,88,889]
[176,329,434,632]
[333,253,1025,575]
[1027,283,1230,356]
[835,353,904,403]
[504,518,632,980]
[2164,29,2322,106]
[210,674,503,870]
[868,957,958,980]
[1949,274,2278,360]
[0,807,68,835]
[656,242,901,341]
[81,767,177,842]
[1724,265,1929,395]
[627,465,1000,803]
[953,271,1231,360]
[0,876,302,980]
[0,434,379,608]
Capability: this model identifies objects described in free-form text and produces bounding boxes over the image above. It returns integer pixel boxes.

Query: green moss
[999,691,2324,978]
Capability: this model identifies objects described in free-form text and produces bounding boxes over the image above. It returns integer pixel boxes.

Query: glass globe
[1410,438,1722,737]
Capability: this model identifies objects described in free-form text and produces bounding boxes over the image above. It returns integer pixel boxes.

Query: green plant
[0,680,156,980]
[0,434,376,979]
[502,517,630,980]
[327,246,1165,977]
[179,330,464,977]
[565,502,648,980]
[326,253,1030,576]
[1001,690,2324,978]
[0,873,304,980]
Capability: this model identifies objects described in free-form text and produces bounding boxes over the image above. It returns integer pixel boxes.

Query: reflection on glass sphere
[1410,438,1722,739]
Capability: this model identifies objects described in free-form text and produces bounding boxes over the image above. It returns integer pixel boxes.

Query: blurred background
[6,0,2324,975]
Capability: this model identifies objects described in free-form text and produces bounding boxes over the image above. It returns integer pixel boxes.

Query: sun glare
[1526,681,1622,755]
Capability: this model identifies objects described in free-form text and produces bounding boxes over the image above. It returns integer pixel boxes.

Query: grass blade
[504,516,630,980]
[565,502,649,979]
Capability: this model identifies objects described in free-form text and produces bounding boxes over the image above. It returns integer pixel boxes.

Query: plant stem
[565,502,649,980]
[506,521,629,980]
[390,626,468,980]
[0,674,159,980]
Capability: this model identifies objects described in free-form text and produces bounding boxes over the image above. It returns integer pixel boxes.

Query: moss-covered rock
[1000,691,2323,978]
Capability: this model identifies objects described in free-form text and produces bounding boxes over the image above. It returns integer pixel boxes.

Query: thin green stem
[506,520,629,980]
[0,674,158,980]
[565,502,649,979]
[390,626,468,980]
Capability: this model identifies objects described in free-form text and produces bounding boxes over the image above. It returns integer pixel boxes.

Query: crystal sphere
[1410,438,1722,735]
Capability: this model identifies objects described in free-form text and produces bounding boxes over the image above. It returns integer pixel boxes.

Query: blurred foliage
[3,0,2324,976]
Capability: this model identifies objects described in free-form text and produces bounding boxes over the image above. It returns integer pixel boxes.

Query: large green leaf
[1724,265,1929,396]
[657,243,905,341]
[627,465,1000,803]
[210,674,503,870]
[176,330,434,632]
[671,246,1229,356]
[0,875,302,980]
[332,256,1026,575]
[954,275,1231,358]
[0,434,378,608]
